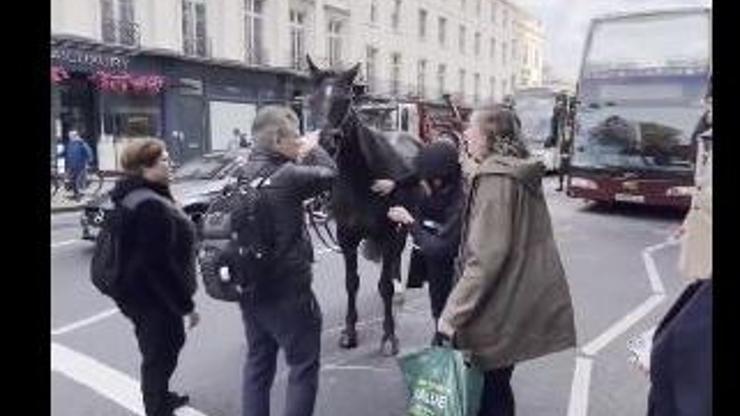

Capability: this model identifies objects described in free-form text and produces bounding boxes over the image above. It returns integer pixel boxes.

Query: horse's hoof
[339,329,358,349]
[380,335,400,356]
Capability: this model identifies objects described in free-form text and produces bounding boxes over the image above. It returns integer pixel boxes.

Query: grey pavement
[51,176,688,416]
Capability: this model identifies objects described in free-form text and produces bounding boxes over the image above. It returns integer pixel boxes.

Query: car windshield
[517,96,555,146]
[174,154,233,180]
[356,105,399,132]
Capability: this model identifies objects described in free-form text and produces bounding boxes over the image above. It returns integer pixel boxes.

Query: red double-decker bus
[566,7,711,209]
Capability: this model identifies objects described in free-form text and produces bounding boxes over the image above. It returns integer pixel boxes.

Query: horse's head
[305,55,361,138]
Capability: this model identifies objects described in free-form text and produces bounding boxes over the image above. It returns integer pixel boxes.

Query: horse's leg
[379,232,406,356]
[338,225,362,349]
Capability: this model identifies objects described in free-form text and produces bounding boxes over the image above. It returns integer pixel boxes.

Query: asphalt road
[51,177,689,416]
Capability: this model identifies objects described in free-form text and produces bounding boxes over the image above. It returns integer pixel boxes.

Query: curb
[51,205,85,214]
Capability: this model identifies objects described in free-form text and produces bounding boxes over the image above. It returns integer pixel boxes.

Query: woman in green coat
[438,104,577,416]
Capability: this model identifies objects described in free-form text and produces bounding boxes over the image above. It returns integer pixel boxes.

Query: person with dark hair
[386,140,465,345]
[238,106,337,416]
[438,104,577,416]
[111,138,199,416]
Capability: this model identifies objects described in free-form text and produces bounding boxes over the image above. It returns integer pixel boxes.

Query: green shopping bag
[398,346,484,416]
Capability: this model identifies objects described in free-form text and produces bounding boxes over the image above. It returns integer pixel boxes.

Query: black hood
[110,175,174,205]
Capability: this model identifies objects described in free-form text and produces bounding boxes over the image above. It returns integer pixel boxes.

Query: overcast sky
[516,0,712,82]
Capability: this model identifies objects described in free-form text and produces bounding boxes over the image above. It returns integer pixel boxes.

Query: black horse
[305,56,421,356]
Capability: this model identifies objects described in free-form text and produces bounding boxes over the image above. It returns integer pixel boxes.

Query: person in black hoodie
[111,138,199,416]
[238,106,337,416]
[385,140,465,346]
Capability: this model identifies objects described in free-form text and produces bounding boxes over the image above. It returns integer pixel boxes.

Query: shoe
[166,392,189,410]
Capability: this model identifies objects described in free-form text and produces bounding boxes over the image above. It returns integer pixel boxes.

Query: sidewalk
[51,180,115,214]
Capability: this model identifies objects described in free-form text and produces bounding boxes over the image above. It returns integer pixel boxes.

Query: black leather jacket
[239,145,337,300]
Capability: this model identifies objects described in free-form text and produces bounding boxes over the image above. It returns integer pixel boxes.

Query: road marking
[51,308,119,336]
[580,293,665,357]
[52,342,210,416]
[52,240,83,249]
[322,364,394,373]
[567,239,674,416]
[566,357,593,416]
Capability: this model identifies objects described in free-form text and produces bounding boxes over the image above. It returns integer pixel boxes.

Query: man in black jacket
[112,139,199,416]
[238,106,337,416]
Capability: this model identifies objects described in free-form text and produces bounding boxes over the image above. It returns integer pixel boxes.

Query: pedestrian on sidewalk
[438,103,577,416]
[111,139,200,416]
[386,140,465,346]
[237,106,337,416]
[65,129,93,200]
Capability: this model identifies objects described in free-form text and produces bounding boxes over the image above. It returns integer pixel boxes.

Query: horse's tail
[360,238,383,263]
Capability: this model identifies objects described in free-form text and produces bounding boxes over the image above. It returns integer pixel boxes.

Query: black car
[81,150,249,240]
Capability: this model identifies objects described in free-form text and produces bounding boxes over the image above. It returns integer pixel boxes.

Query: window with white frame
[503,8,509,29]
[491,0,497,23]
[438,17,447,46]
[437,64,446,98]
[502,41,507,66]
[523,44,528,66]
[502,78,507,96]
[366,46,378,93]
[459,69,465,98]
[101,0,137,46]
[459,25,466,54]
[490,37,496,60]
[391,53,401,96]
[417,59,427,98]
[327,18,345,67]
[419,9,427,39]
[476,0,482,15]
[475,32,481,56]
[289,10,306,70]
[474,73,480,104]
[461,0,466,11]
[244,0,264,64]
[511,74,516,93]
[512,38,518,64]
[392,0,401,31]
[490,76,496,100]
[183,0,208,57]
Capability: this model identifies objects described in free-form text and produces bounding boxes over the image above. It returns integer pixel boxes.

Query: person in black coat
[111,139,199,416]
[385,140,465,345]
[238,106,337,416]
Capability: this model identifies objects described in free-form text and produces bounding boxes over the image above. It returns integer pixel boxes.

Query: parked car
[80,150,249,241]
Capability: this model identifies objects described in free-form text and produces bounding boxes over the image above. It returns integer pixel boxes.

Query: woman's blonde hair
[120,138,166,175]
[471,102,528,158]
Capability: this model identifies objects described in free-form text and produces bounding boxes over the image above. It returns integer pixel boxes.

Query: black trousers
[121,305,186,416]
[427,263,454,321]
[478,366,516,416]
[240,290,322,416]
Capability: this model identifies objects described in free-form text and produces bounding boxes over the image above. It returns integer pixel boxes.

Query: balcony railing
[102,18,140,48]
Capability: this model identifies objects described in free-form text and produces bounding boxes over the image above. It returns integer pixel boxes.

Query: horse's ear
[306,55,320,78]
[341,63,361,84]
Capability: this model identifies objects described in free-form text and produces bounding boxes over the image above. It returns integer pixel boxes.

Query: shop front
[51,38,166,171]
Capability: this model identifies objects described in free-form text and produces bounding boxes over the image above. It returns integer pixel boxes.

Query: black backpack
[90,189,167,299]
[198,165,279,302]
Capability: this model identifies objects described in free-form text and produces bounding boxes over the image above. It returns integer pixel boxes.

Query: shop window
[102,95,161,138]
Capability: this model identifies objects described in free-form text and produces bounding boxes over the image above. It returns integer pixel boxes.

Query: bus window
[401,108,410,131]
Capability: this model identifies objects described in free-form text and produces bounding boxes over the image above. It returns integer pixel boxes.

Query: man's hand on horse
[387,206,415,226]
[371,179,396,196]
[297,130,321,162]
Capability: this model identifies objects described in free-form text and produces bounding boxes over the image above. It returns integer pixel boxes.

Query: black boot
[166,392,189,410]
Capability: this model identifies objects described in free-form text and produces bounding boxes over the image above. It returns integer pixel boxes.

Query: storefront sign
[90,71,166,95]
[51,47,129,71]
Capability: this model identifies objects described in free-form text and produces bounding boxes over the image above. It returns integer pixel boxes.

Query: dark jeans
[240,290,322,416]
[121,305,186,416]
[478,366,516,416]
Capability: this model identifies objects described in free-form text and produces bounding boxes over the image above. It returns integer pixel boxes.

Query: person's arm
[408,199,463,259]
[134,201,195,316]
[438,176,515,339]
[292,144,338,200]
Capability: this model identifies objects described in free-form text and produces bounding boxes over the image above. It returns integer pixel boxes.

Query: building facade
[51,0,544,169]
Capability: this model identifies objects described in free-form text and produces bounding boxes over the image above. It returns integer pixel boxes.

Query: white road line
[566,357,594,416]
[51,342,210,416]
[322,364,394,373]
[51,308,119,336]
[581,293,665,357]
[567,239,673,415]
[642,249,666,294]
[51,240,83,249]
